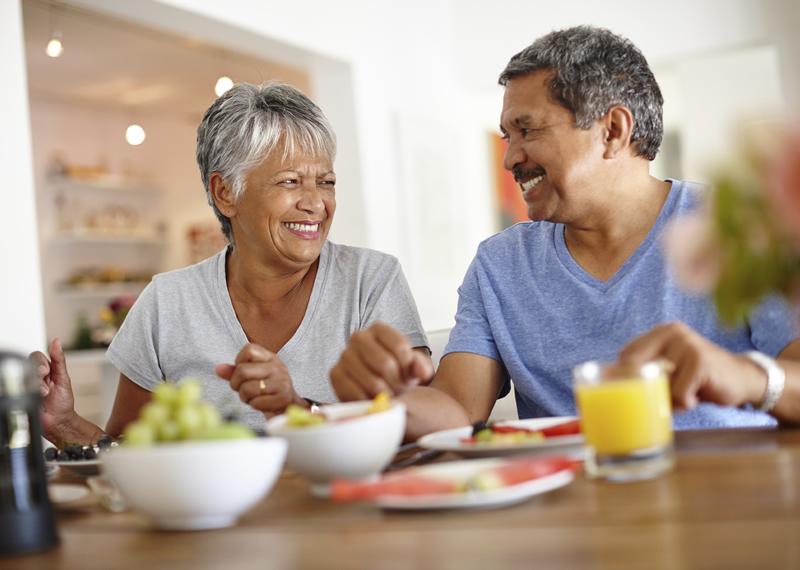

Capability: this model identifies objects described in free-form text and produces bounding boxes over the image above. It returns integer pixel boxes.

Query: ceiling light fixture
[215,76,234,97]
[125,124,146,146]
[46,35,63,58]
[46,1,64,58]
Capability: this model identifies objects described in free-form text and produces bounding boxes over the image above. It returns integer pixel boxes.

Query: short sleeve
[105,280,164,391]
[442,253,510,397]
[360,258,428,350]
[444,255,501,361]
[748,295,800,356]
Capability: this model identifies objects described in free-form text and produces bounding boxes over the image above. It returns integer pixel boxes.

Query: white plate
[46,459,101,476]
[417,417,584,458]
[375,458,575,511]
[48,483,90,505]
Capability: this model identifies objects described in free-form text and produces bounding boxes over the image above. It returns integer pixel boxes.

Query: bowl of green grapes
[101,379,286,530]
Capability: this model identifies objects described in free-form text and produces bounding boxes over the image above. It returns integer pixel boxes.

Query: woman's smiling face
[228,144,336,270]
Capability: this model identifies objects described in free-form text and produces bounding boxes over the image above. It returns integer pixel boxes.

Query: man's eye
[319,180,336,187]
[280,178,299,185]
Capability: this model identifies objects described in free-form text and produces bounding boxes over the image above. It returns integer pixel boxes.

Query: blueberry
[65,445,82,460]
[96,435,113,449]
[43,447,58,461]
[55,449,69,461]
[82,447,97,460]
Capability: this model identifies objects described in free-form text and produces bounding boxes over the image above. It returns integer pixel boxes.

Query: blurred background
[1,0,798,423]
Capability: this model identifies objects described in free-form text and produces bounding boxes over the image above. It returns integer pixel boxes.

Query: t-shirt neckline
[214,241,331,356]
[553,179,680,292]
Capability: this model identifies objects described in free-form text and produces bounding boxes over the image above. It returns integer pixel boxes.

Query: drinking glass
[573,360,674,482]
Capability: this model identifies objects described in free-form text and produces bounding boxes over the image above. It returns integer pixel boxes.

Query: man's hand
[619,322,767,411]
[331,322,434,401]
[216,343,305,416]
[29,338,78,438]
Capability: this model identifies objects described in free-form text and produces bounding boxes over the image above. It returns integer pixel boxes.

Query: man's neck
[565,171,671,253]
[562,170,672,281]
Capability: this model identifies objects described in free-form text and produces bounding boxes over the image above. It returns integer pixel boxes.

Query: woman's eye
[319,180,336,187]
[280,178,299,186]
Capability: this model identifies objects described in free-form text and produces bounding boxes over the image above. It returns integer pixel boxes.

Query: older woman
[34,83,430,447]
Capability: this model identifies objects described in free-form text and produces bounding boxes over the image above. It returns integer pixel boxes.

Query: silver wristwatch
[744,351,786,413]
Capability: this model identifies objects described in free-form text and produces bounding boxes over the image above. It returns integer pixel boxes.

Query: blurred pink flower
[662,213,722,294]
[768,128,800,244]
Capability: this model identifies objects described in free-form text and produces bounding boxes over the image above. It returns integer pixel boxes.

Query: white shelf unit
[41,177,166,424]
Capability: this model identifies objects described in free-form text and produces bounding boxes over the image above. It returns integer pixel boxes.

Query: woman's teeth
[521,174,545,192]
[285,222,320,232]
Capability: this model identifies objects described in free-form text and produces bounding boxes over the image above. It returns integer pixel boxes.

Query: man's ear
[209,172,237,217]
[602,105,635,159]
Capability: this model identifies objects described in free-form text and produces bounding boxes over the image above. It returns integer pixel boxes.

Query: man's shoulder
[477,221,551,258]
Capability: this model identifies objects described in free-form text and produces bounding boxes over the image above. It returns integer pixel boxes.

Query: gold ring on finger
[258,379,267,395]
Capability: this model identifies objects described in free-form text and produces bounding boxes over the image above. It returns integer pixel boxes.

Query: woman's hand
[216,343,305,416]
[619,322,767,411]
[29,338,79,440]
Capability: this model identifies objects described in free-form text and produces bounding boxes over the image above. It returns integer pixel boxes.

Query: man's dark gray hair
[499,26,663,161]
[196,82,337,243]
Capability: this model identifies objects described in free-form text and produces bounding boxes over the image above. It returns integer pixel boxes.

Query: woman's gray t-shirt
[106,241,428,429]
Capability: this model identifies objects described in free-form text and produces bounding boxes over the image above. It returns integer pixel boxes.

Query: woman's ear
[209,173,237,217]
[602,105,635,159]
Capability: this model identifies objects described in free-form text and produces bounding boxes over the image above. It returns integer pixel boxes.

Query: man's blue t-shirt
[444,179,798,429]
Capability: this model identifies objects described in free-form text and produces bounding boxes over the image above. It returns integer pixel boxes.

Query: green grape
[201,422,255,440]
[158,420,181,442]
[153,383,177,407]
[175,405,202,439]
[124,421,156,446]
[176,381,202,407]
[140,402,170,428]
[197,402,222,431]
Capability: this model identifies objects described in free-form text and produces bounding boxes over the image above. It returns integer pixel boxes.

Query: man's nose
[503,139,525,172]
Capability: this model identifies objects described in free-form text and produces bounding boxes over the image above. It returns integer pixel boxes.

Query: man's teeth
[521,174,545,192]
[285,222,320,232]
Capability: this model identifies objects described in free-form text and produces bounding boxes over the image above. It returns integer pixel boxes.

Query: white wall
[10,0,800,341]
[0,0,46,354]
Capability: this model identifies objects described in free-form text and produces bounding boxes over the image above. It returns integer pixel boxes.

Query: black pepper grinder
[0,350,59,556]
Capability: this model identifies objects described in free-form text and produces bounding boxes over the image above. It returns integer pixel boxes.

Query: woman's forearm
[46,410,105,448]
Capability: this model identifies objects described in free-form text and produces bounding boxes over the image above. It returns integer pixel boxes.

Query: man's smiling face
[500,69,606,223]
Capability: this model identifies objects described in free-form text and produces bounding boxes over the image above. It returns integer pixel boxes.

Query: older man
[331,26,800,438]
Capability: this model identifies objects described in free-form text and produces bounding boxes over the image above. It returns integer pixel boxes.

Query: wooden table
[14,429,800,569]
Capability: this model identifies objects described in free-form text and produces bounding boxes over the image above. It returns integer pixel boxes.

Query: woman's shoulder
[149,248,225,291]
[325,241,400,271]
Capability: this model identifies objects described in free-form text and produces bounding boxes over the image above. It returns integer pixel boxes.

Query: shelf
[48,232,164,245]
[64,348,108,364]
[56,282,148,298]
[48,177,159,195]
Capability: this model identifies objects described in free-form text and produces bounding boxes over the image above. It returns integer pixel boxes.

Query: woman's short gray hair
[196,82,337,243]
[499,26,663,161]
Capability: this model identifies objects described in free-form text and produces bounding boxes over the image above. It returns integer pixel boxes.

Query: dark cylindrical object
[0,350,59,556]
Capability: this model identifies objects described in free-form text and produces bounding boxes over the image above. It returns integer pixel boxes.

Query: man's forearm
[399,385,471,442]
[771,359,800,425]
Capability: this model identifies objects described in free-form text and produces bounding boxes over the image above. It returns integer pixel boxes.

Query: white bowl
[267,401,405,496]
[101,437,286,530]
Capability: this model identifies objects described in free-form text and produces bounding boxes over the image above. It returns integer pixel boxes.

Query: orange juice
[575,374,672,455]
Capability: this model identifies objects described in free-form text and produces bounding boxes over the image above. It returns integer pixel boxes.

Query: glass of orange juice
[573,360,674,482]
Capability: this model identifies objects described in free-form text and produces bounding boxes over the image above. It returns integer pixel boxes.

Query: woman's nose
[297,181,324,213]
